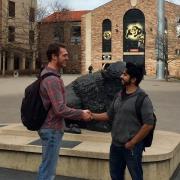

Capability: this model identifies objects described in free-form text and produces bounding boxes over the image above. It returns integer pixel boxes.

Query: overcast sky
[38,0,180,10]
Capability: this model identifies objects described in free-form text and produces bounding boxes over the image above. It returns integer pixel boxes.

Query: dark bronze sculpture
[65,61,126,133]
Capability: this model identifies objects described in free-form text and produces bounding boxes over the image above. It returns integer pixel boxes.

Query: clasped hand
[82,110,93,121]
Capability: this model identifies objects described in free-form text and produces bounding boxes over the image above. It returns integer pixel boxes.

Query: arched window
[123,9,145,72]
[102,19,112,53]
[123,9,145,53]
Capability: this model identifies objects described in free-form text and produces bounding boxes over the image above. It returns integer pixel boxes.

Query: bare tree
[36,0,50,21]
[49,0,70,13]
[42,0,71,45]
[22,0,50,72]
[37,0,73,70]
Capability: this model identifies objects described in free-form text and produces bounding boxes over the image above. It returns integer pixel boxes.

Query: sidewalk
[0,75,180,133]
[0,75,179,179]
[0,166,179,180]
[0,167,82,180]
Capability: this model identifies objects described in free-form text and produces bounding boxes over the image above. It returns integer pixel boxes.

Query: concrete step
[0,123,179,180]
[0,123,111,142]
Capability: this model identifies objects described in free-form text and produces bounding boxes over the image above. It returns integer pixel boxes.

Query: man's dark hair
[46,43,66,62]
[126,62,144,86]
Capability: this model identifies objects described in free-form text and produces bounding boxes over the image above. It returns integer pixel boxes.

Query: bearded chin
[56,61,62,69]
[122,80,131,87]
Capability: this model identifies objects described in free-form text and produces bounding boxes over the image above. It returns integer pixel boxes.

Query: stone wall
[0,0,37,73]
[38,22,82,73]
[1,0,37,50]
[81,0,180,76]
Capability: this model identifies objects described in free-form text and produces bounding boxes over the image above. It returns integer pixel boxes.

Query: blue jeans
[37,129,64,180]
[109,142,144,180]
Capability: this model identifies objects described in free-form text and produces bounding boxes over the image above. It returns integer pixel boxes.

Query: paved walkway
[0,168,82,180]
[0,75,179,179]
[0,75,180,133]
[0,164,179,180]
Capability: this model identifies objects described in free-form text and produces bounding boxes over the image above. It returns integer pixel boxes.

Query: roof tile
[42,10,90,22]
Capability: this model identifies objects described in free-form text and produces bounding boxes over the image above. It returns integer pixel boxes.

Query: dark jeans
[109,142,144,180]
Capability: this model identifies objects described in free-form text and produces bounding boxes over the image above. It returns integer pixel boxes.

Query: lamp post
[156,0,165,80]
[164,29,168,80]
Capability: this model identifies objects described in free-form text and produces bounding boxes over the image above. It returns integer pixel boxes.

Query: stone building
[0,0,37,75]
[81,0,180,76]
[38,10,89,73]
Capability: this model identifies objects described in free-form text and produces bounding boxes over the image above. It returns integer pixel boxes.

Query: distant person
[37,43,92,180]
[92,62,155,180]
[88,64,93,74]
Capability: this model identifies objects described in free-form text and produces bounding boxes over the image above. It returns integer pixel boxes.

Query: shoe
[64,124,81,134]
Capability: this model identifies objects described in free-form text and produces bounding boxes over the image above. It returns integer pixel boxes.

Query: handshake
[81,110,108,122]
[81,110,94,121]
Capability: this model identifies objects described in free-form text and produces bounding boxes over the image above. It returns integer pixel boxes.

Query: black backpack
[135,92,157,148]
[21,72,60,131]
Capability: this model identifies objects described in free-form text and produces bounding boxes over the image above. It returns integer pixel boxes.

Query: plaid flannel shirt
[40,67,83,130]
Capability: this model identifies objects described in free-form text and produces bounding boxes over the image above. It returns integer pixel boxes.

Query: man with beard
[37,43,91,180]
[92,62,154,180]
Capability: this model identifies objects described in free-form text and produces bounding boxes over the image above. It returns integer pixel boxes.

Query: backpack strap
[135,92,148,125]
[39,72,60,112]
[40,72,60,80]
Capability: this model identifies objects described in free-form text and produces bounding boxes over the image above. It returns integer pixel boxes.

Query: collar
[45,66,61,76]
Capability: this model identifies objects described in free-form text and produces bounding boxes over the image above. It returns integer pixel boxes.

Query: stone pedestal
[0,125,179,180]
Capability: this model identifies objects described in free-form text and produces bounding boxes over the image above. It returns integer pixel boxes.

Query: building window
[9,1,15,17]
[177,17,180,24]
[176,17,180,38]
[29,30,34,45]
[29,7,35,22]
[8,26,15,42]
[176,25,180,38]
[123,9,145,53]
[175,49,180,56]
[102,19,112,53]
[54,25,64,42]
[71,26,81,44]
